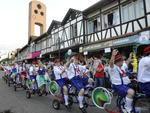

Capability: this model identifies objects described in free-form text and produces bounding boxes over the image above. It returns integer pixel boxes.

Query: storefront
[83,30,150,52]
[26,51,41,61]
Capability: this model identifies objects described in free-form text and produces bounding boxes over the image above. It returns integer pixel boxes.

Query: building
[17,0,150,62]
[83,0,150,56]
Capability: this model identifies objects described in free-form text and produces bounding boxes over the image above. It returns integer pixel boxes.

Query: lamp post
[58,37,61,60]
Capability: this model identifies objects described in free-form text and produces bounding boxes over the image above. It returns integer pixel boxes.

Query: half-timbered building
[17,0,150,61]
[83,0,150,54]
[45,8,84,58]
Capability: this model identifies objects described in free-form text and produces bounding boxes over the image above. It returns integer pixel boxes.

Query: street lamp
[58,37,61,60]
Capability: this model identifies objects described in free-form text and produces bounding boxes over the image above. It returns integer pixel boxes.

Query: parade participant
[53,59,69,108]
[21,62,27,79]
[122,53,133,72]
[94,59,105,87]
[66,54,87,113]
[79,60,94,88]
[36,63,47,94]
[138,46,150,97]
[108,49,134,113]
[11,64,18,80]
[29,63,37,91]
[5,64,12,76]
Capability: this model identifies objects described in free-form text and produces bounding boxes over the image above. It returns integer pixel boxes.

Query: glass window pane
[113,9,120,25]
[77,21,81,36]
[128,4,135,20]
[97,17,101,31]
[146,0,150,12]
[135,0,144,18]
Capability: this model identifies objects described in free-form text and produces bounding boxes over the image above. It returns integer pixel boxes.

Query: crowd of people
[1,45,150,113]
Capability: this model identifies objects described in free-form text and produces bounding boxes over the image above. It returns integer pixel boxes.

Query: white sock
[125,97,133,112]
[64,95,69,105]
[78,96,84,108]
[32,84,35,90]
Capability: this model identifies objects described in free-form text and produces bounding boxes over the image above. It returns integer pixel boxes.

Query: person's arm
[60,67,66,75]
[64,57,74,68]
[109,49,118,68]
[96,64,104,72]
[53,67,61,76]
[126,53,132,66]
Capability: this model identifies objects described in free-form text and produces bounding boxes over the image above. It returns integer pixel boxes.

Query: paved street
[0,73,108,113]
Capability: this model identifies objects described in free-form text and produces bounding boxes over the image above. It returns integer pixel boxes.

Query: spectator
[94,58,105,87]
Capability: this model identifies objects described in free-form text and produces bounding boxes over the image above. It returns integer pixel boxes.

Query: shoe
[124,107,132,113]
[65,105,71,111]
[79,107,87,113]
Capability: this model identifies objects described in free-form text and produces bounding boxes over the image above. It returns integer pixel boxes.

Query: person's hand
[70,57,74,63]
[129,53,133,58]
[112,49,118,56]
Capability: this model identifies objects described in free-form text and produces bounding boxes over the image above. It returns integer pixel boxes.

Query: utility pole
[58,37,61,60]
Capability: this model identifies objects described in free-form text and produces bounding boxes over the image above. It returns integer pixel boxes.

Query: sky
[0,0,100,59]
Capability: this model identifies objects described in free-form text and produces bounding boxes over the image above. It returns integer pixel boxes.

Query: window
[34,24,41,36]
[34,10,38,14]
[122,0,144,23]
[36,43,41,51]
[37,4,42,9]
[71,24,77,38]
[103,15,108,29]
[42,40,46,49]
[113,9,120,25]
[46,38,50,47]
[103,9,120,28]
[77,21,82,36]
[65,27,70,40]
[40,12,44,16]
[93,19,98,32]
[122,3,135,22]
[87,17,101,34]
[146,0,150,12]
[87,21,94,34]
[108,13,113,26]
[54,33,59,44]
[135,0,144,18]
[97,17,101,31]
[49,38,53,47]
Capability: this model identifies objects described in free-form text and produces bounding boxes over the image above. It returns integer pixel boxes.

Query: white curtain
[122,5,128,23]
[97,17,101,31]
[113,9,120,25]
[77,22,81,36]
[103,15,108,28]
[135,0,144,18]
[128,3,135,21]
[146,0,150,12]
[88,21,93,34]
[65,27,69,40]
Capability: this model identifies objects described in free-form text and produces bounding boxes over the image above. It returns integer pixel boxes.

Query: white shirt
[122,61,128,71]
[29,66,34,75]
[108,65,130,85]
[67,63,86,79]
[54,65,67,80]
[93,59,101,75]
[15,64,19,73]
[18,66,22,73]
[80,65,89,77]
[138,56,150,83]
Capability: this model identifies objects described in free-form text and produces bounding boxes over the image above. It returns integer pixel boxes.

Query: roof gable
[47,20,61,33]
[61,8,81,25]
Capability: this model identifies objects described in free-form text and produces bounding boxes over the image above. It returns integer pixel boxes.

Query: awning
[32,51,41,59]
[83,30,150,52]
[26,53,32,59]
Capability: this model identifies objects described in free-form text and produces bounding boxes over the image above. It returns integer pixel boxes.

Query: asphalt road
[0,72,109,113]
